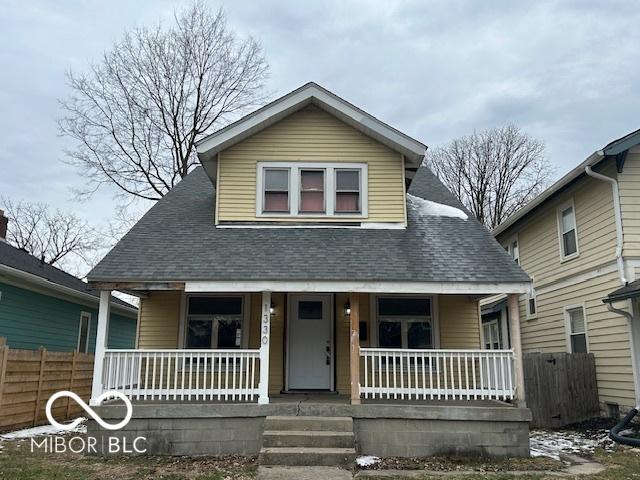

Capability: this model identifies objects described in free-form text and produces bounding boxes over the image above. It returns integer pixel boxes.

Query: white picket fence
[359,348,515,400]
[102,349,261,402]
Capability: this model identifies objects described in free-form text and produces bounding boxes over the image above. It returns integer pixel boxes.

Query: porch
[90,288,527,406]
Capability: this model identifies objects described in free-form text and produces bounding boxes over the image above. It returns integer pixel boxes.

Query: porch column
[90,290,111,405]
[350,293,361,405]
[258,291,271,405]
[507,293,526,407]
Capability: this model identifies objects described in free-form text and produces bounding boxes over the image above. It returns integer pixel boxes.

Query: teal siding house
[0,240,137,353]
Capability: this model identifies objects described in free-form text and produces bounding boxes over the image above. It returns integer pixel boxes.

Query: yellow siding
[137,291,181,349]
[439,295,481,349]
[498,161,618,288]
[217,105,406,223]
[619,146,640,257]
[518,270,635,409]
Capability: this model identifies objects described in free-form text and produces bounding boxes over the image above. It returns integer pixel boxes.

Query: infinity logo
[46,391,133,431]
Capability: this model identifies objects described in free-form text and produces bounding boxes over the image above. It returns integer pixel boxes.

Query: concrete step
[259,447,357,466]
[262,430,354,448]
[263,416,353,432]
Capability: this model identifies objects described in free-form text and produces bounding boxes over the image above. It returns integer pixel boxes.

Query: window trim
[370,294,440,349]
[263,167,291,214]
[181,293,250,349]
[256,162,368,218]
[77,311,91,353]
[526,287,537,320]
[564,303,589,353]
[556,199,580,262]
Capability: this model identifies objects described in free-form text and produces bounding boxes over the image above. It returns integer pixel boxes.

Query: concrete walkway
[257,466,352,480]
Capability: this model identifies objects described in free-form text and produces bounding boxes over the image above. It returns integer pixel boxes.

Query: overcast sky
[1,0,639,229]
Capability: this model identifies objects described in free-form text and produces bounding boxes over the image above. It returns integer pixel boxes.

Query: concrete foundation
[88,400,531,458]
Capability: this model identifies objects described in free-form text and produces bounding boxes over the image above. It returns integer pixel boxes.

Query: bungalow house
[85,83,532,463]
[0,212,137,352]
[487,129,640,419]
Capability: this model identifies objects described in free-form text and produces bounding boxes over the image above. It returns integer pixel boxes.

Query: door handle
[325,345,331,365]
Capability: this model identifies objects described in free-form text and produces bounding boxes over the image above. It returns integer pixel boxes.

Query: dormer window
[335,169,361,213]
[263,168,290,213]
[300,169,325,213]
[257,162,368,217]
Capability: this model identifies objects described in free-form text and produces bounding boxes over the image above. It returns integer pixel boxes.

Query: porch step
[260,416,356,466]
[258,447,357,467]
[263,430,354,448]
[263,415,353,432]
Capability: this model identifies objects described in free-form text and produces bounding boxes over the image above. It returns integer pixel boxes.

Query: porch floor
[118,393,514,408]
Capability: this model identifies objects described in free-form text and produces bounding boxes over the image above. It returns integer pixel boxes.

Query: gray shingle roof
[604,279,640,303]
[87,166,529,285]
[0,241,136,311]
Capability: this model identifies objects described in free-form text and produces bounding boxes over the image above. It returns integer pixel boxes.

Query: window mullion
[291,166,300,215]
[326,168,335,215]
[212,319,219,349]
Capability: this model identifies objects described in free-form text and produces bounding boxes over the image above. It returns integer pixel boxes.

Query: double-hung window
[186,296,245,349]
[258,163,367,217]
[504,236,519,264]
[565,305,587,353]
[263,169,290,213]
[376,297,434,349]
[77,312,91,353]
[557,201,579,260]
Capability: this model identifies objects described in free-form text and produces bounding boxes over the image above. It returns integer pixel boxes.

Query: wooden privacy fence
[0,340,94,432]
[523,352,600,428]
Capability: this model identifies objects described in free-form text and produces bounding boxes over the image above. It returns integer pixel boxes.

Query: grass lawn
[0,437,639,479]
[0,439,257,480]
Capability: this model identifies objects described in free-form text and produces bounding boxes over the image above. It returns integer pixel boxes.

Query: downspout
[585,159,627,284]
[605,301,640,446]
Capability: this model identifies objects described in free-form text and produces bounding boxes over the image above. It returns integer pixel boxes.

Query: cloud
[1,0,639,229]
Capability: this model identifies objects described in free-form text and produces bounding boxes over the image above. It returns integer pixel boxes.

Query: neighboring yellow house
[489,129,640,417]
[85,83,532,460]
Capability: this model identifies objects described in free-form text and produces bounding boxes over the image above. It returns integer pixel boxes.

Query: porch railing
[359,348,515,401]
[102,349,261,402]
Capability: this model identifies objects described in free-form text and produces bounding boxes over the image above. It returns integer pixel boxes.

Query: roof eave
[196,83,426,167]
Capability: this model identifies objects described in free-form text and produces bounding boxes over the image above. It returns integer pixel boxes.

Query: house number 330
[261,312,269,345]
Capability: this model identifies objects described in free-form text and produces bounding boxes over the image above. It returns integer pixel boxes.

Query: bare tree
[428,125,552,229]
[59,2,269,202]
[1,197,103,274]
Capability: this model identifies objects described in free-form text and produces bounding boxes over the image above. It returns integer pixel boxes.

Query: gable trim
[196,83,426,166]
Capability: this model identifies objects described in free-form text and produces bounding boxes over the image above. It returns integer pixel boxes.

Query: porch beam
[508,293,526,407]
[258,291,271,405]
[350,293,361,405]
[90,290,111,405]
[89,282,185,292]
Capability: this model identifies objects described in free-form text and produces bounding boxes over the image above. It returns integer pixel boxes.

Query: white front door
[288,294,333,390]
[483,320,501,350]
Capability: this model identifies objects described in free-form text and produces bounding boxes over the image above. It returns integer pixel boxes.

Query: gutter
[584,153,627,284]
[0,264,138,316]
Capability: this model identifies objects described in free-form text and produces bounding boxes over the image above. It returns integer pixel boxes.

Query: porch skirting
[87,401,531,458]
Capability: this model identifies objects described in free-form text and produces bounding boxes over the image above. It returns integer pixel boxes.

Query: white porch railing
[359,348,515,401]
[102,349,261,402]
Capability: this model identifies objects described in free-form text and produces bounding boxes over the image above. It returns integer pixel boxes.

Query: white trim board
[196,82,426,165]
[535,261,619,295]
[185,280,530,295]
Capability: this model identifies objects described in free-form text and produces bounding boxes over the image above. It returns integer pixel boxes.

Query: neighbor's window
[335,169,361,213]
[300,169,325,213]
[263,168,290,213]
[558,202,578,259]
[186,296,244,349]
[376,297,433,349]
[259,163,366,216]
[77,312,91,353]
[504,237,519,264]
[566,306,587,353]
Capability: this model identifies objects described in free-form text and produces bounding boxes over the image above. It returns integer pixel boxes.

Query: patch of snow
[0,418,86,441]
[356,455,381,467]
[529,430,615,461]
[407,194,468,220]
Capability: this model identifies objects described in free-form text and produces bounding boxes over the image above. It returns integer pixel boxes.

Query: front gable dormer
[196,83,426,226]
